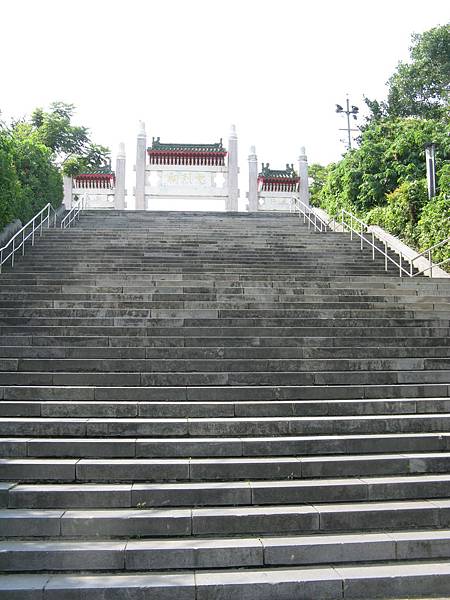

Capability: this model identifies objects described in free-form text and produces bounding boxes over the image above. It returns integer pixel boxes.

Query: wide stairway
[1,210,450,599]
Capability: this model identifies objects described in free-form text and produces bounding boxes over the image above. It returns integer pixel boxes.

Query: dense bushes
[310,24,449,270]
[0,102,109,234]
[0,127,62,231]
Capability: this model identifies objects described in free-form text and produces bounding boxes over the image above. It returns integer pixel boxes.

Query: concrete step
[2,529,450,572]
[3,383,449,401]
[2,413,450,437]
[2,209,450,596]
[2,452,450,483]
[2,432,450,459]
[1,335,448,348]
[1,369,449,386]
[6,474,450,508]
[2,398,450,418]
[2,498,450,538]
[4,560,450,599]
[6,357,450,374]
[2,345,450,359]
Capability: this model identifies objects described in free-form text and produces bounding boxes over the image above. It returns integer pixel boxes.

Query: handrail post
[410,259,413,277]
[47,204,50,228]
[360,222,363,250]
[11,238,15,267]
[22,228,25,255]
[384,242,388,271]
[399,253,402,277]
[372,232,375,261]
[429,250,433,278]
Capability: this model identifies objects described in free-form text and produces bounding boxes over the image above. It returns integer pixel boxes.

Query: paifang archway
[134,122,239,212]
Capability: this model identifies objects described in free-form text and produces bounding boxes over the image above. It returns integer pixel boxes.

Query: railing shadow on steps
[289,196,450,279]
[0,196,85,274]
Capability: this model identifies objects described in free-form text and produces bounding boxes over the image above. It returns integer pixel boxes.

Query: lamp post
[425,143,437,200]
[336,96,359,150]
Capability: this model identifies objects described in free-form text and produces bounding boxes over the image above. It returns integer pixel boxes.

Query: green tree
[308,163,330,207]
[10,124,63,222]
[417,195,450,264]
[0,131,22,229]
[319,117,449,216]
[30,102,110,175]
[365,24,450,121]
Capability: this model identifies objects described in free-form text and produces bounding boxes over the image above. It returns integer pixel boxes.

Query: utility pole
[336,95,359,150]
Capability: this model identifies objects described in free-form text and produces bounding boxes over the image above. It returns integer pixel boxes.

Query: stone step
[2,498,450,538]
[2,413,450,437]
[2,209,450,595]
[6,473,450,508]
[4,560,450,599]
[2,529,450,573]
[2,345,450,359]
[2,432,450,459]
[5,356,450,374]
[2,398,450,418]
[3,383,448,402]
[3,452,450,483]
[1,335,448,348]
[1,369,449,386]
[1,397,450,417]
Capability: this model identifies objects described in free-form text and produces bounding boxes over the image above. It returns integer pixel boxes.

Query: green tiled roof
[149,137,225,152]
[260,163,297,178]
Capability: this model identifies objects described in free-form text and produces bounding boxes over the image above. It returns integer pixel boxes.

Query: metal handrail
[409,236,450,278]
[339,209,412,277]
[289,197,330,232]
[0,203,57,273]
[414,237,450,258]
[290,196,449,278]
[61,196,84,229]
[320,205,448,278]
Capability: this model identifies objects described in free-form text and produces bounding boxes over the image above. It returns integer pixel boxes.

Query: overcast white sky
[1,0,448,210]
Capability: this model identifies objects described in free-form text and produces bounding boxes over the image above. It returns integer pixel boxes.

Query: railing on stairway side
[0,203,58,274]
[289,197,329,232]
[289,196,450,278]
[410,237,450,277]
[60,196,85,229]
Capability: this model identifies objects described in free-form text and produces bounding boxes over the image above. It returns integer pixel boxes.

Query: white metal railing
[290,196,450,278]
[338,209,412,277]
[0,203,57,273]
[289,197,330,232]
[411,237,450,277]
[61,196,84,229]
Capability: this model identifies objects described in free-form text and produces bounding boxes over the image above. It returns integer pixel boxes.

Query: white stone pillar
[135,121,147,211]
[114,142,126,210]
[62,176,73,210]
[227,124,239,211]
[298,146,310,207]
[247,146,258,212]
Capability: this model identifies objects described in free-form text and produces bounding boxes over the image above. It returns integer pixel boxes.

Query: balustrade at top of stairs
[1,210,450,599]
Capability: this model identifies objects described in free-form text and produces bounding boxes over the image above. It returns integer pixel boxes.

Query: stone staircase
[1,209,450,598]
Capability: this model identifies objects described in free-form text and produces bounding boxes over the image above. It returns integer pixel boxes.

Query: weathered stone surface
[2,210,450,597]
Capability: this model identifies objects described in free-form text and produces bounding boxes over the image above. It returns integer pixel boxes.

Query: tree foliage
[0,102,109,231]
[313,24,449,271]
[319,117,449,217]
[30,102,110,175]
[365,24,450,121]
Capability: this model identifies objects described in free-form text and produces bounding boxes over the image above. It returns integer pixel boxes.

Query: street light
[336,96,359,150]
[425,143,437,199]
